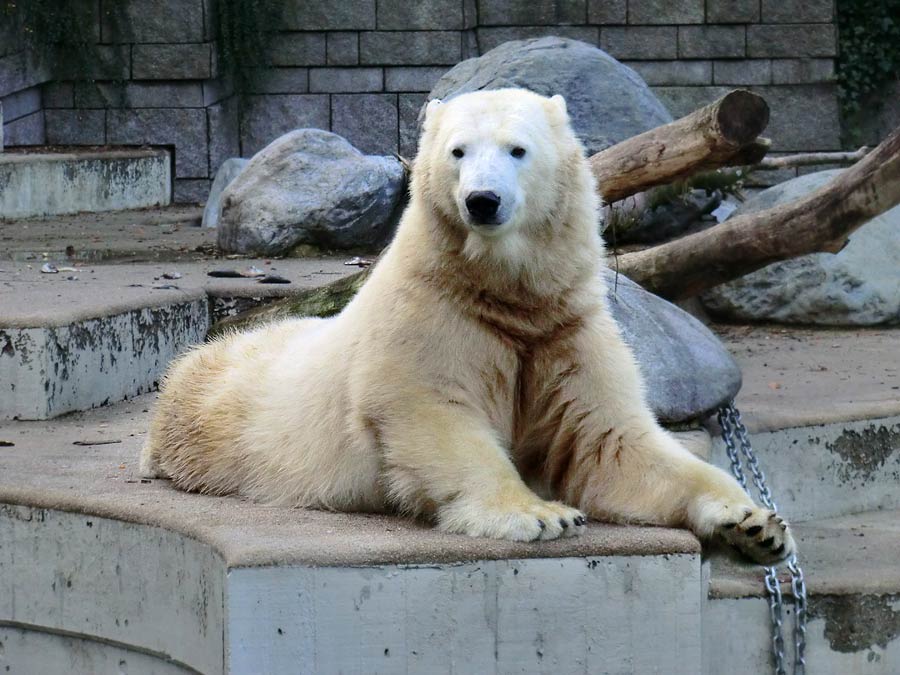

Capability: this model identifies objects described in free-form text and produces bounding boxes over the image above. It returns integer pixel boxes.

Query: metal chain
[717,403,808,675]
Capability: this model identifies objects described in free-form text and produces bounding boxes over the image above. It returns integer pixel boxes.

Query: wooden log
[616,124,900,300]
[754,146,870,170]
[590,90,770,203]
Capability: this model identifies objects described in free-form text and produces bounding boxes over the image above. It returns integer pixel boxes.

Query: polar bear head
[413,88,597,258]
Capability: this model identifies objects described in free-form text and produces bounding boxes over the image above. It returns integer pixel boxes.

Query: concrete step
[704,509,900,674]
[0,255,355,419]
[0,147,171,219]
[0,396,705,674]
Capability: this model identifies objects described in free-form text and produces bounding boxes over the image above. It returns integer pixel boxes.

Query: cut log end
[716,90,770,145]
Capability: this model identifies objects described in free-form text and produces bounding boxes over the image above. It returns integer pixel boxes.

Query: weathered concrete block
[384,67,447,92]
[0,148,170,219]
[41,82,74,108]
[282,0,376,30]
[2,111,44,146]
[0,295,207,419]
[747,25,837,58]
[246,68,309,94]
[651,85,731,119]
[771,58,835,84]
[240,94,330,157]
[478,0,586,25]
[202,76,235,106]
[100,0,205,42]
[326,32,359,65]
[132,43,212,80]
[331,93,398,155]
[309,67,383,93]
[207,97,240,175]
[58,45,130,81]
[755,83,841,150]
[269,33,327,67]
[77,82,204,108]
[107,108,208,178]
[713,60,772,86]
[361,31,462,65]
[706,0,760,23]
[627,0,704,24]
[588,0,626,23]
[44,110,106,145]
[0,86,41,122]
[624,60,711,85]
[174,178,211,204]
[399,93,427,158]
[377,0,465,29]
[761,0,834,23]
[478,26,599,53]
[600,27,677,60]
[678,26,746,59]
[0,50,50,98]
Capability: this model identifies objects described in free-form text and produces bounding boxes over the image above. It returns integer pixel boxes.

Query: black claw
[745,525,763,537]
[772,543,786,556]
[574,516,586,526]
[559,518,569,529]
[537,519,546,531]
[722,522,738,529]
[759,536,775,547]
[740,509,754,522]
[780,523,787,531]
[768,512,778,521]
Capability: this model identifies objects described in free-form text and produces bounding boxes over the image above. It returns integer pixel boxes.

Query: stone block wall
[0,0,854,202]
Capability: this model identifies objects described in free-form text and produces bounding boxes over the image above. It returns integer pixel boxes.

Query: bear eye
[452,148,464,159]
[511,146,526,159]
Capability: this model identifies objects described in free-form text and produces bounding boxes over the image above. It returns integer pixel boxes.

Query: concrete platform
[0,147,171,219]
[0,257,355,420]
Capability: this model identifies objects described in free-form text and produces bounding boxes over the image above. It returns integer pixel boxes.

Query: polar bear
[141,89,793,563]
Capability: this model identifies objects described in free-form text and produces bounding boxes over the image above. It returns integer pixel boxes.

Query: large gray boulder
[701,171,900,326]
[424,37,673,155]
[605,268,742,423]
[218,130,405,255]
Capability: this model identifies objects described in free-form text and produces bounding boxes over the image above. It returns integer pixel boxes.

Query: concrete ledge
[0,148,171,219]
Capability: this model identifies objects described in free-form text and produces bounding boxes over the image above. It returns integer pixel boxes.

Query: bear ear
[549,94,567,115]
[424,98,443,121]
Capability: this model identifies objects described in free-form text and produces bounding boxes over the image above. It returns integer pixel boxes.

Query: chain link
[718,402,808,675]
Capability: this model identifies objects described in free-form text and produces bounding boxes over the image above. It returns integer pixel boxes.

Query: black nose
[465,191,501,223]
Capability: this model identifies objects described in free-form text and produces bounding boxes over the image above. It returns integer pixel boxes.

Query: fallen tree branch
[591,89,770,203]
[617,124,900,300]
[754,146,871,170]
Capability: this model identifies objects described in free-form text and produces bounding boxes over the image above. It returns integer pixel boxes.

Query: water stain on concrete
[809,594,900,653]
[826,424,900,483]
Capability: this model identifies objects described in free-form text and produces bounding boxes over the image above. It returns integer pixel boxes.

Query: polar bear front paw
[438,495,587,542]
[717,506,795,565]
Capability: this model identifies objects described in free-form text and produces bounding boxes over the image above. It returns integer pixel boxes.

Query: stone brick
[378,0,464,29]
[107,108,208,177]
[478,0,586,26]
[42,83,74,109]
[174,178,211,204]
[132,44,212,80]
[464,0,478,29]
[101,0,205,43]
[399,93,427,158]
[713,60,772,86]
[600,27,676,60]
[269,33,327,67]
[203,77,235,106]
[761,0,834,23]
[282,0,376,30]
[327,33,359,65]
[771,58,835,84]
[360,32,461,66]
[384,67,447,92]
[65,45,132,81]
[76,82,204,109]
[246,69,310,94]
[747,25,837,58]
[309,68,383,93]
[240,94,330,156]
[0,86,41,121]
[623,60,711,85]
[628,0,704,24]
[588,0,626,23]
[207,97,240,172]
[45,109,106,145]
[705,0,759,23]
[463,30,479,58]
[0,51,51,99]
[751,84,841,151]
[3,111,45,145]
[332,94,398,155]
[479,26,599,53]
[651,85,731,118]
[678,26,745,59]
